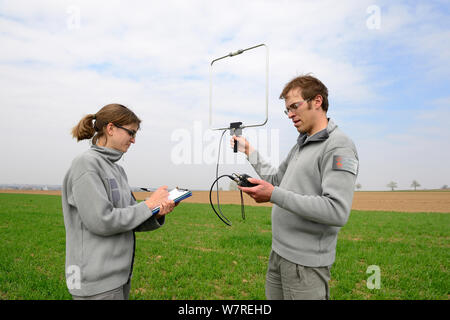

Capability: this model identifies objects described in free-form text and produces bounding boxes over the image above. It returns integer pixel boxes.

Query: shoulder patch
[332,155,358,175]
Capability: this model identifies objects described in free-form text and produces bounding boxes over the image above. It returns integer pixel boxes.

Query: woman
[62,103,174,300]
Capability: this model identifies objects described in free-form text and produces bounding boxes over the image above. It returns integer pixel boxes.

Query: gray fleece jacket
[62,145,164,297]
[248,119,358,267]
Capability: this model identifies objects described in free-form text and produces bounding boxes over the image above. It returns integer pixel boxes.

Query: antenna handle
[230,122,242,153]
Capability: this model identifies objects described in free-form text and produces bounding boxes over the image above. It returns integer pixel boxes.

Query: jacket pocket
[105,177,121,207]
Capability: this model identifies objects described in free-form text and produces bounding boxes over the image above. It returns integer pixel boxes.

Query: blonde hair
[71,104,141,144]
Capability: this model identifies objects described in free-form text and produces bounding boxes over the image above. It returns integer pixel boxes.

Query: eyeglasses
[114,124,137,138]
[283,99,311,116]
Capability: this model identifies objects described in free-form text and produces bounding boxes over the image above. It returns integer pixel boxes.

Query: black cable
[216,131,227,203]
[240,189,245,220]
[209,174,234,226]
[214,130,228,223]
[209,130,247,226]
[209,174,248,226]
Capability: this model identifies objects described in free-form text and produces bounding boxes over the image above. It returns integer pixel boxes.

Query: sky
[0,0,449,191]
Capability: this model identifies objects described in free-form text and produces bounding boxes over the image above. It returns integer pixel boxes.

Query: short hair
[279,74,329,112]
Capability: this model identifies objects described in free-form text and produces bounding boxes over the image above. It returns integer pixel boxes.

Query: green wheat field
[0,193,448,300]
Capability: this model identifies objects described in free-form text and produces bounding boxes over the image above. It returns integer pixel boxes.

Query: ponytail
[71,104,141,144]
[71,114,96,142]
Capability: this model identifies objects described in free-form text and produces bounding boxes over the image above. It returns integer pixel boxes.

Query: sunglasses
[113,124,137,138]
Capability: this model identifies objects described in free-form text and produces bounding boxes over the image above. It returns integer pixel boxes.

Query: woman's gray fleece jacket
[62,145,163,297]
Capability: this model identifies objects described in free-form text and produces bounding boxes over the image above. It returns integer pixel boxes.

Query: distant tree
[410,180,421,191]
[387,181,397,191]
[355,183,362,190]
[442,184,448,190]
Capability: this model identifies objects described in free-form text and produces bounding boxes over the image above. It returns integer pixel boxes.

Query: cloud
[0,0,449,190]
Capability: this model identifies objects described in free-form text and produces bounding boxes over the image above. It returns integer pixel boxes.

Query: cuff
[270,186,286,207]
[156,215,165,226]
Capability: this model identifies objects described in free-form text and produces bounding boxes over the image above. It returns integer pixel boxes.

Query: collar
[90,144,124,163]
[297,118,337,147]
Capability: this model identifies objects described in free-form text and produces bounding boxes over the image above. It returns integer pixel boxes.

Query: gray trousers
[265,250,331,300]
[72,280,131,300]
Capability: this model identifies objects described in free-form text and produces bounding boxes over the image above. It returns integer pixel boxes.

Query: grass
[0,193,448,300]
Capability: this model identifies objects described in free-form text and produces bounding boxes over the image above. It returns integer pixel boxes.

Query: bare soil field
[2,189,449,213]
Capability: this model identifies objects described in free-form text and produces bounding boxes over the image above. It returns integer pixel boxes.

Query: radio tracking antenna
[208,44,269,226]
[209,43,269,134]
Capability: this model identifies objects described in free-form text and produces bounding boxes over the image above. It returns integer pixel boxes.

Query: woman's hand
[154,199,176,219]
[144,186,169,210]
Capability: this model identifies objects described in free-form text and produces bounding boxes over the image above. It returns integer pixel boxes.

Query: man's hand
[230,135,255,156]
[238,178,274,203]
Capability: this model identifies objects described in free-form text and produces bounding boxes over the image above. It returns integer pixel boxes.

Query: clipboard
[140,187,192,215]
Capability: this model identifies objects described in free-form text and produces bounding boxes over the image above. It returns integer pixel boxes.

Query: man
[232,75,359,300]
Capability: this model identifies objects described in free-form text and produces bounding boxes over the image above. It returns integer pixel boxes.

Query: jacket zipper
[128,231,136,283]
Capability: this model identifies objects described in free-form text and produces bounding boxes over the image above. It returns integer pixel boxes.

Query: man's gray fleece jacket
[62,145,163,297]
[248,119,358,267]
